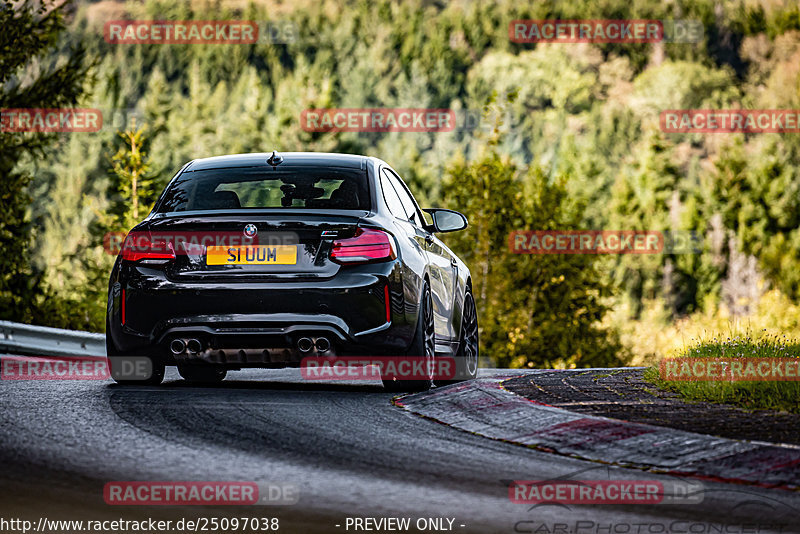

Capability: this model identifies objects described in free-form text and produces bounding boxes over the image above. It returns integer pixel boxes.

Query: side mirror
[423,208,468,233]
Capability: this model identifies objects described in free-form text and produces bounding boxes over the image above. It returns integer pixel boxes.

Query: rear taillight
[120,232,176,262]
[330,228,396,264]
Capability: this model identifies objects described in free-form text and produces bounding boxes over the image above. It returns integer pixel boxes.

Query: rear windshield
[156,167,370,213]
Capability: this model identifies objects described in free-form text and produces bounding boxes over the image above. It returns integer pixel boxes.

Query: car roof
[185,152,370,171]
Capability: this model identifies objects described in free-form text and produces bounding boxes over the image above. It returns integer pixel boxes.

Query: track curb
[394,372,800,490]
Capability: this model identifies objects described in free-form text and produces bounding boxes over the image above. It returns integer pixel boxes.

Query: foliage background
[4,0,800,368]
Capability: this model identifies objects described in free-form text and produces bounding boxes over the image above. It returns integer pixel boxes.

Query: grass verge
[644,333,800,414]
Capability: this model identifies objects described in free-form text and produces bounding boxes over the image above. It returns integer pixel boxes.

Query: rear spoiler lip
[149,209,372,220]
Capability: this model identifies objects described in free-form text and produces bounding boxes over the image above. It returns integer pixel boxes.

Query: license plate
[206,245,297,265]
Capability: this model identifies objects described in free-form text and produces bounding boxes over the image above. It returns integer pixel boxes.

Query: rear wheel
[106,319,165,386]
[177,364,227,384]
[382,281,435,392]
[435,289,479,385]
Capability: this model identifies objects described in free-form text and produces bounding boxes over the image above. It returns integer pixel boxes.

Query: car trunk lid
[144,212,366,281]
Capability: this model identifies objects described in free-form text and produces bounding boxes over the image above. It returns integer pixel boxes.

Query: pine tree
[0,0,94,324]
[443,124,623,369]
[110,121,154,231]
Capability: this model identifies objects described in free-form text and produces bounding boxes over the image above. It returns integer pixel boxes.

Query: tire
[435,289,479,385]
[382,281,435,392]
[177,364,227,384]
[106,319,165,386]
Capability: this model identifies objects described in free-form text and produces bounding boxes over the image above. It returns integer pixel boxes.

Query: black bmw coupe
[106,151,478,390]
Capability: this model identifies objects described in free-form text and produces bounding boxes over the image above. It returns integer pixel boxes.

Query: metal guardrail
[0,320,105,359]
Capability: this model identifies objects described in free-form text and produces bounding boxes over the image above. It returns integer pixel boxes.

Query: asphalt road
[1,365,799,534]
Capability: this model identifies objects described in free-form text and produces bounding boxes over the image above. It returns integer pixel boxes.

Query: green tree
[110,121,155,230]
[707,136,800,302]
[607,133,684,317]
[66,122,159,332]
[0,0,94,324]
[443,144,623,369]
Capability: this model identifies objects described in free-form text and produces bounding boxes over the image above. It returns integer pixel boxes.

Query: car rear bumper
[107,262,415,364]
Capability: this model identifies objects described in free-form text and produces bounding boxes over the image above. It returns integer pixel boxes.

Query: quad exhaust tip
[186,338,203,354]
[315,337,331,352]
[169,339,186,355]
[171,338,203,354]
[297,337,314,352]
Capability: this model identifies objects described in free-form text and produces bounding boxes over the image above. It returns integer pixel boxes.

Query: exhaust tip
[186,338,203,354]
[315,337,331,353]
[297,337,313,352]
[170,339,186,355]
